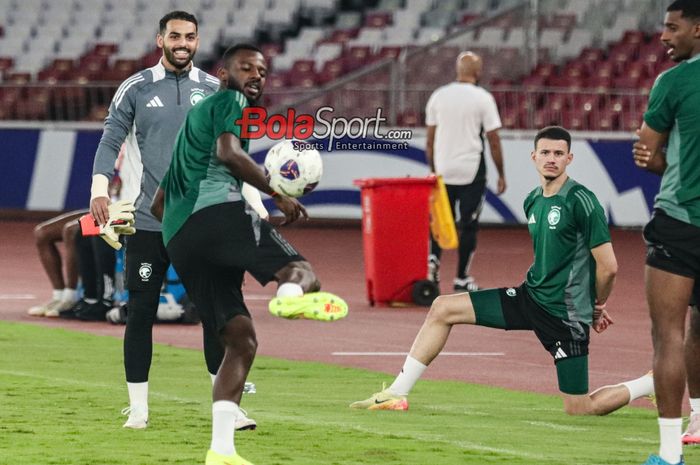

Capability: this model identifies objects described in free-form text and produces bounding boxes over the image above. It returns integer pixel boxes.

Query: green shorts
[469,283,590,395]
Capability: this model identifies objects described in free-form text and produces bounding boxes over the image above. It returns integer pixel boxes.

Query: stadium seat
[318,59,344,83]
[365,11,392,28]
[561,109,588,130]
[292,59,316,74]
[288,71,317,88]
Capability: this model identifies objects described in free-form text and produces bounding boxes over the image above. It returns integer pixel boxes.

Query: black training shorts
[470,283,590,394]
[644,209,700,282]
[166,202,305,331]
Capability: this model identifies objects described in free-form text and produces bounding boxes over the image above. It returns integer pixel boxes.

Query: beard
[227,77,262,104]
[163,46,195,70]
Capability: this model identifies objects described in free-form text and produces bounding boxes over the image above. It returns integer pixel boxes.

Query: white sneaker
[235,408,257,431]
[121,405,148,429]
[44,300,76,318]
[27,299,62,316]
[427,255,440,283]
[453,276,479,292]
[683,413,700,445]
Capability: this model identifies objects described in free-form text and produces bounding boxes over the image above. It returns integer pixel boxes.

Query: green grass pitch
[1,321,696,465]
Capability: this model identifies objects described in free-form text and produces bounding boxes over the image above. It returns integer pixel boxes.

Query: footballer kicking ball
[264,140,323,198]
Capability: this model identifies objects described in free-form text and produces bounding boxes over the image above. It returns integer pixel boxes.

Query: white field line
[0,294,36,300]
[332,351,505,356]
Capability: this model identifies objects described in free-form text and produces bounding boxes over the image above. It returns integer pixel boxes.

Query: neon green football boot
[268,291,348,321]
[349,384,409,411]
[205,450,254,465]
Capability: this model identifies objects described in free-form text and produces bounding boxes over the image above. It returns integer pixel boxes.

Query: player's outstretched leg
[351,293,474,410]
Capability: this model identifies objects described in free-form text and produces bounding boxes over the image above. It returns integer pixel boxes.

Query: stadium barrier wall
[0,125,660,226]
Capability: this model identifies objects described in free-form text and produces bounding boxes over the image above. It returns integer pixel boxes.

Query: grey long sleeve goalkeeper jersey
[92,59,219,232]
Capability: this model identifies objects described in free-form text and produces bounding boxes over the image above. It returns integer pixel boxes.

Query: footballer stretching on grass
[351,126,655,418]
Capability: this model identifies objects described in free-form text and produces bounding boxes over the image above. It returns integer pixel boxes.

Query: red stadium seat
[573,93,601,114]
[141,49,162,67]
[292,59,315,74]
[327,28,359,44]
[620,30,645,46]
[584,75,612,93]
[112,59,140,78]
[620,111,643,132]
[0,100,16,119]
[612,75,640,89]
[397,109,420,127]
[15,89,51,120]
[288,71,317,87]
[51,86,87,120]
[266,71,289,89]
[561,109,588,131]
[0,87,22,106]
[92,43,118,58]
[522,74,546,91]
[364,12,392,28]
[460,13,480,25]
[261,43,282,60]
[377,46,402,60]
[590,109,619,131]
[0,56,13,76]
[38,69,66,83]
[500,107,521,129]
[579,47,605,64]
[532,63,556,79]
[591,60,615,79]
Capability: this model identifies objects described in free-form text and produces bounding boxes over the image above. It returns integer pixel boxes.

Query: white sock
[277,282,303,298]
[210,373,217,385]
[52,289,62,301]
[211,401,239,456]
[621,372,655,400]
[690,397,700,416]
[127,382,148,411]
[62,288,77,302]
[658,417,683,464]
[388,356,427,396]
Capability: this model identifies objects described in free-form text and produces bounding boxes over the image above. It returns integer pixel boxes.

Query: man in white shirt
[425,51,506,291]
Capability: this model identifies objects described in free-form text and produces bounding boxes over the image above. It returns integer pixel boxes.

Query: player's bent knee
[428,294,474,325]
[33,224,50,244]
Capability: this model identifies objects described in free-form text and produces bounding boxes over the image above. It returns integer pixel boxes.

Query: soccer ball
[264,140,323,198]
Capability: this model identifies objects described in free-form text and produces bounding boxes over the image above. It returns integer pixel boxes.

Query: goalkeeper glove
[100,200,136,250]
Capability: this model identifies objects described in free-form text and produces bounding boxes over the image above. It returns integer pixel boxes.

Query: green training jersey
[160,89,250,245]
[523,177,611,324]
[644,54,700,227]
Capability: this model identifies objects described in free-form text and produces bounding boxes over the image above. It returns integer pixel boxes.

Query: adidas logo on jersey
[146,96,165,108]
[528,214,536,224]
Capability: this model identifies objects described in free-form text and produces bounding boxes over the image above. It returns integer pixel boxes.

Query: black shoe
[77,300,112,321]
[59,299,92,320]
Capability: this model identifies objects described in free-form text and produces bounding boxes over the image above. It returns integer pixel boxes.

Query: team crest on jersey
[139,263,153,281]
[190,89,206,106]
[547,206,561,229]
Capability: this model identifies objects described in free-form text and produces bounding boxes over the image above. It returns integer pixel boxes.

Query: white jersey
[425,82,501,185]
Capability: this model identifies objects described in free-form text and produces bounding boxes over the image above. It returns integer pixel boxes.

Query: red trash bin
[353,176,439,306]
